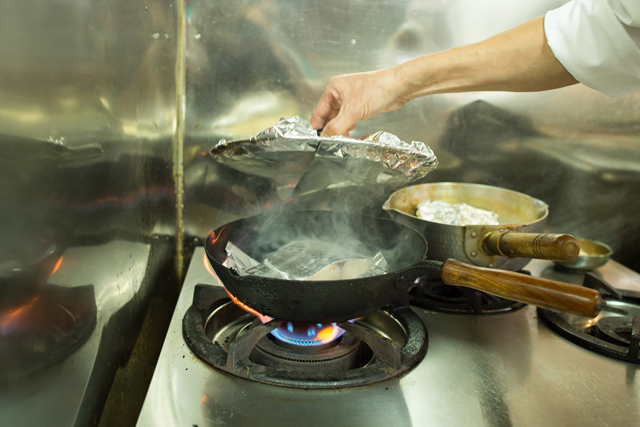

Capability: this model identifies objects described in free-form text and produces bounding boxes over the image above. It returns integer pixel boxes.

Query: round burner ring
[183,285,428,389]
[251,325,362,372]
[538,299,640,364]
[0,284,96,382]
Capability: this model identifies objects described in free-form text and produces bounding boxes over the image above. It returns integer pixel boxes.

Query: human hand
[309,67,409,137]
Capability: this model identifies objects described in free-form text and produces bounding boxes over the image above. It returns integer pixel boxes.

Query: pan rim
[204,210,429,285]
[382,181,549,228]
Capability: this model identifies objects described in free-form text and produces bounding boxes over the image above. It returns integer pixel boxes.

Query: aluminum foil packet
[415,200,500,226]
[222,242,284,279]
[210,116,438,200]
[223,239,388,281]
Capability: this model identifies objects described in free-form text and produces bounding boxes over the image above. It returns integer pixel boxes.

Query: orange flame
[208,227,229,246]
[202,252,271,323]
[0,296,39,328]
[0,306,29,327]
[51,256,63,276]
[201,251,345,346]
[316,325,339,342]
[203,252,217,278]
[223,288,271,323]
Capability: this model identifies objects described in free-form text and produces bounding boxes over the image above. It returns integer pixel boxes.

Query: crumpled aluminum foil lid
[211,116,438,182]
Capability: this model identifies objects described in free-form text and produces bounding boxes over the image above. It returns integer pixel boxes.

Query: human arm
[310,15,577,136]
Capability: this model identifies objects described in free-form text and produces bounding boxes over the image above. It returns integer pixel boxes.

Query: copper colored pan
[383,182,579,271]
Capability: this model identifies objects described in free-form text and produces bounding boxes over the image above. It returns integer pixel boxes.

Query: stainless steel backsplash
[0,0,178,422]
[182,0,640,272]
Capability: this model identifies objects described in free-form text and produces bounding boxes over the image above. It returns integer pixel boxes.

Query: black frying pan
[205,211,612,324]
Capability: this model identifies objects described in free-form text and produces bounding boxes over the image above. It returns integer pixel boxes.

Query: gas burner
[410,274,527,315]
[267,320,348,346]
[0,284,96,382]
[539,272,640,364]
[183,284,427,388]
[251,321,362,373]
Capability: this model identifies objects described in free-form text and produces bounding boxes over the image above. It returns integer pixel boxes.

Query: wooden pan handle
[441,259,601,317]
[483,231,580,262]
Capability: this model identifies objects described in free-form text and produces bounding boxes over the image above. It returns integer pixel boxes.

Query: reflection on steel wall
[0,0,177,425]
[183,0,640,272]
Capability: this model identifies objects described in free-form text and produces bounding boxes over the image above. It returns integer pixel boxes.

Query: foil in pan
[263,239,388,280]
[223,239,388,281]
[223,242,283,279]
[211,116,438,200]
[415,200,500,226]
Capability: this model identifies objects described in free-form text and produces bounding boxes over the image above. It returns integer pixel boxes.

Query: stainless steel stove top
[0,241,159,427]
[137,248,640,427]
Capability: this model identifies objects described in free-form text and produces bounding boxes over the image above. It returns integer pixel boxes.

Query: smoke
[218,147,428,281]
[225,208,426,280]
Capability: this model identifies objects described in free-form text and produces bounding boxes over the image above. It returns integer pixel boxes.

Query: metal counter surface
[137,248,640,427]
[0,240,169,427]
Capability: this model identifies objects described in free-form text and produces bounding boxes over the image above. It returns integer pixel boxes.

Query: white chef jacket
[545,0,640,96]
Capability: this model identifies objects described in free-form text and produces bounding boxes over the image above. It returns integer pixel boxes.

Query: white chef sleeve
[544,0,640,97]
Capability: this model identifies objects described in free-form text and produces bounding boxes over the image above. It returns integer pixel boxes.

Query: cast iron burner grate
[0,284,97,382]
[410,272,528,315]
[183,284,428,389]
[539,272,640,364]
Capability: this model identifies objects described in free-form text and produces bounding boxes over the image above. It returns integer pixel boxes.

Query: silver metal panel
[182,0,640,273]
[0,0,178,424]
[0,241,168,426]
[137,248,640,427]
